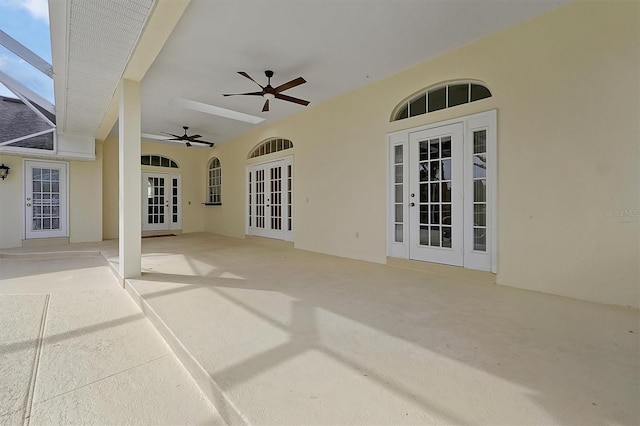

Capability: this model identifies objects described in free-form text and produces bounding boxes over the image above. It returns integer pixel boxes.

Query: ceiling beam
[95,0,191,142]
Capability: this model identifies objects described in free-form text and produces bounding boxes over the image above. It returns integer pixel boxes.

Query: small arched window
[391,81,492,122]
[141,155,178,168]
[207,157,221,205]
[249,138,293,159]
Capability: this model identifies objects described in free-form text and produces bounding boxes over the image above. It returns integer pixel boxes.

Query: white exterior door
[408,123,464,265]
[25,160,68,239]
[142,172,181,232]
[247,157,293,241]
[388,110,496,272]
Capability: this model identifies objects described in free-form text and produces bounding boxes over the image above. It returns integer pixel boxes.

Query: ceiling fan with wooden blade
[223,70,310,112]
[160,126,214,147]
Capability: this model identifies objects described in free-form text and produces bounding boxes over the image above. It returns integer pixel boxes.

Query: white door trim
[387,110,497,273]
[23,159,69,240]
[246,155,294,242]
[142,171,182,232]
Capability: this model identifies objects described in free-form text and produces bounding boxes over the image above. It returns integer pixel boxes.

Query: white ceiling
[119,0,570,144]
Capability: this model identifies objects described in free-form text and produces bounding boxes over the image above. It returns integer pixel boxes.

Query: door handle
[409,202,415,207]
[27,203,31,207]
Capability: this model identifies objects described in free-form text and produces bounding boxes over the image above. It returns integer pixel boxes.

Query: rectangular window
[394,144,404,242]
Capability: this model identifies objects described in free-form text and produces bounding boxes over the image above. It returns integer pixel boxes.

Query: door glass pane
[419,143,428,161]
[419,183,428,203]
[420,226,429,245]
[474,130,487,154]
[395,224,403,243]
[395,145,403,163]
[474,228,486,251]
[442,182,451,202]
[441,159,451,180]
[430,226,441,247]
[430,161,440,181]
[419,162,428,181]
[473,155,486,178]
[474,204,486,227]
[395,185,403,203]
[395,165,403,183]
[429,139,440,159]
[430,204,440,225]
[442,227,452,248]
[430,183,439,202]
[441,137,451,158]
[420,205,428,224]
[442,204,451,225]
[474,180,486,202]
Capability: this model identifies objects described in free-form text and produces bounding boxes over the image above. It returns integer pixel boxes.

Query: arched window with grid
[207,157,222,205]
[391,81,492,122]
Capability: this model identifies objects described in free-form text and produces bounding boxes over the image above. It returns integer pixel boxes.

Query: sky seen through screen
[0,0,53,103]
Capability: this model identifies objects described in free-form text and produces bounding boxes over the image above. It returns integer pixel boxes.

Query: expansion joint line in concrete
[22,294,50,426]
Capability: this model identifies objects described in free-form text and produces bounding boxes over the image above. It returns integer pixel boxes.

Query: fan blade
[191,140,215,147]
[275,93,310,106]
[161,132,183,139]
[187,134,202,140]
[142,133,171,141]
[223,91,264,97]
[274,77,306,93]
[185,141,192,147]
[238,72,264,88]
[262,99,269,112]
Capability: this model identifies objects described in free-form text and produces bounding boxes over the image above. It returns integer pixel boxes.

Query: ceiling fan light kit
[224,70,310,112]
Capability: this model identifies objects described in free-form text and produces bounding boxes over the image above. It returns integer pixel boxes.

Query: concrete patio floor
[2,232,639,425]
[0,249,223,425]
[107,233,638,425]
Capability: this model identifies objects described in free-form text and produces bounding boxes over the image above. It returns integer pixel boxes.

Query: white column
[118,79,141,279]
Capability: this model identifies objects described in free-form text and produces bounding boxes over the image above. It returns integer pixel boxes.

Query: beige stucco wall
[0,154,24,248]
[203,1,639,307]
[0,149,103,249]
[102,137,207,239]
[68,142,103,243]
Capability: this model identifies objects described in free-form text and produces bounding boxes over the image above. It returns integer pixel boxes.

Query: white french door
[142,172,181,232]
[388,110,496,272]
[247,157,293,241]
[25,160,68,239]
[409,123,464,265]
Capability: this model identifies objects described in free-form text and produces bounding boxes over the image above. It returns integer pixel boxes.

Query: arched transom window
[392,81,492,122]
[207,157,222,205]
[249,138,293,159]
[141,155,178,168]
